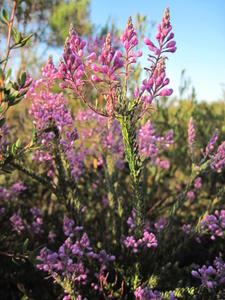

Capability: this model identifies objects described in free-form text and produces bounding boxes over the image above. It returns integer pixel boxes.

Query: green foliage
[48,0,92,46]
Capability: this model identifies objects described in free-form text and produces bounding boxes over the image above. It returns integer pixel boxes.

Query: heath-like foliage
[0,2,225,300]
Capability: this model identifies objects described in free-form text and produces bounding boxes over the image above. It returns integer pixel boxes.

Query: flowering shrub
[0,2,225,300]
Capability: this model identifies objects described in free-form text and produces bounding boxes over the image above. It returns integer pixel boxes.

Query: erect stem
[0,0,17,107]
[3,0,17,74]
[119,115,144,230]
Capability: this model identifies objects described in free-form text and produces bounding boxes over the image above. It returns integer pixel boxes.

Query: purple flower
[10,215,25,234]
[0,207,5,215]
[191,255,225,291]
[139,121,173,163]
[182,224,191,235]
[10,181,26,195]
[63,216,75,238]
[186,191,195,200]
[205,129,218,156]
[134,285,162,300]
[188,117,195,154]
[138,8,176,112]
[194,177,202,189]
[154,217,166,232]
[155,158,170,170]
[142,231,158,248]
[48,231,56,242]
[30,207,43,234]
[211,141,225,173]
[200,210,225,240]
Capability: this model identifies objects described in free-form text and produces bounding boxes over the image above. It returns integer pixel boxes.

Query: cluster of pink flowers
[134,285,176,300]
[37,216,115,297]
[205,129,218,157]
[188,117,225,174]
[10,214,25,234]
[76,109,124,169]
[29,207,43,235]
[0,181,25,233]
[59,25,87,94]
[134,285,162,300]
[200,210,225,240]
[138,120,173,169]
[123,210,157,253]
[136,7,176,108]
[0,181,26,201]
[28,57,73,131]
[188,117,195,154]
[154,216,167,232]
[56,7,176,119]
[186,176,202,200]
[9,206,43,236]
[211,141,225,173]
[26,57,87,181]
[192,255,225,290]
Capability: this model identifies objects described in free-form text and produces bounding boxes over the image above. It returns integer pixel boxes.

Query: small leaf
[21,72,26,86]
[0,58,7,64]
[8,98,22,107]
[20,33,34,45]
[5,68,11,80]
[2,8,9,22]
[15,138,21,148]
[0,16,8,25]
[12,143,17,155]
[12,27,21,43]
[11,82,19,90]
[23,238,29,252]
[0,118,6,128]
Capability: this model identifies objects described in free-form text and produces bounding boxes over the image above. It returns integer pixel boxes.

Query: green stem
[10,160,58,195]
[119,115,143,230]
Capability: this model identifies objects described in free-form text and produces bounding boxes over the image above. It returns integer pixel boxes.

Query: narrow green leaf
[0,118,6,128]
[0,58,7,64]
[12,27,21,43]
[0,16,8,25]
[23,238,29,252]
[5,68,11,80]
[21,72,26,86]
[20,33,34,45]
[12,143,17,155]
[2,8,9,22]
[15,138,21,148]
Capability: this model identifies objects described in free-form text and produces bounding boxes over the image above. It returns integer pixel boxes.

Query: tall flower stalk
[58,7,176,233]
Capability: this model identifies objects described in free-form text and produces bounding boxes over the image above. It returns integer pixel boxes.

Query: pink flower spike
[188,117,195,153]
[134,87,139,98]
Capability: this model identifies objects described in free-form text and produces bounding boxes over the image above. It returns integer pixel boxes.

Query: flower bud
[91,74,101,82]
[159,88,173,96]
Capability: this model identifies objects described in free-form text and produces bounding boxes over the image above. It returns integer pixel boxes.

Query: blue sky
[90,0,225,101]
